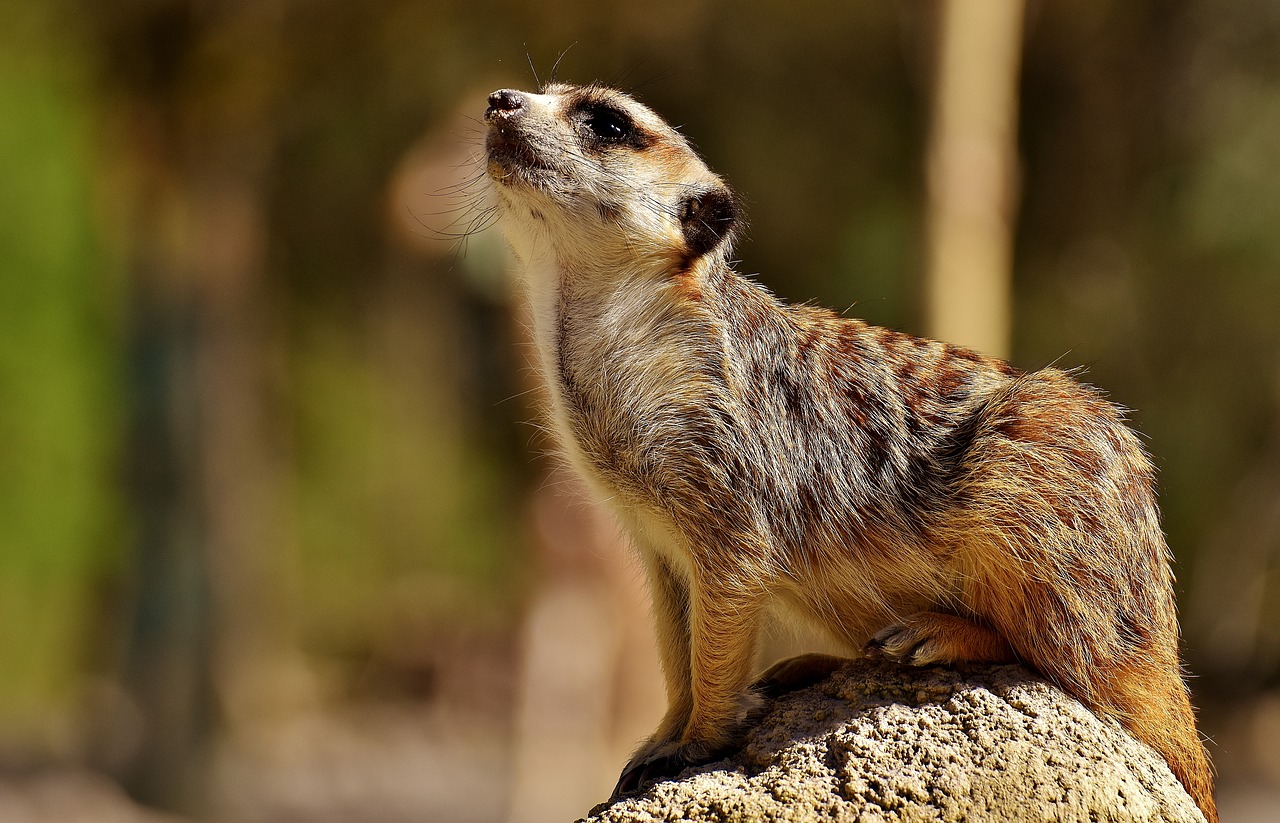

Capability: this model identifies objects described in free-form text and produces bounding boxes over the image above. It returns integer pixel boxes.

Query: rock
[581,660,1204,823]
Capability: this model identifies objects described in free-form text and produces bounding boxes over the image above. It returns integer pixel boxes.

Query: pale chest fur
[522,255,713,508]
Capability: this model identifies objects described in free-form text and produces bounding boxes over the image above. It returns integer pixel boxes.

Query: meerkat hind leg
[753,653,847,699]
[864,611,1015,667]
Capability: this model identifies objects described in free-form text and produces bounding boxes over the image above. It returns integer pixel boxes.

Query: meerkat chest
[523,259,709,494]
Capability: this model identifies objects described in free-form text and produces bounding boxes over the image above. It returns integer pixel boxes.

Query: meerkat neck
[524,240,713,325]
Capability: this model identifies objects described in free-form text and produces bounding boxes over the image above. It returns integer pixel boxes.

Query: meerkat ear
[678,185,740,259]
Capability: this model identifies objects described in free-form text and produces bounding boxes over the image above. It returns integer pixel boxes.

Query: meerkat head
[483,83,740,272]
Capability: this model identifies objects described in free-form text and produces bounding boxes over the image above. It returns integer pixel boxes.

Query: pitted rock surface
[580,660,1204,823]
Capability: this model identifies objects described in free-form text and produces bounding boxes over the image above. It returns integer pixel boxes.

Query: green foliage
[290,296,517,658]
[0,11,120,729]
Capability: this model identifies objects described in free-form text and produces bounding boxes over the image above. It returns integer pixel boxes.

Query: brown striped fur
[482,83,1215,820]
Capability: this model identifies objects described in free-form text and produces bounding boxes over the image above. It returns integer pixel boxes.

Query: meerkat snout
[485,89,525,119]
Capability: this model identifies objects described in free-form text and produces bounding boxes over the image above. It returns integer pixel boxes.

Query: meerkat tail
[1098,663,1217,823]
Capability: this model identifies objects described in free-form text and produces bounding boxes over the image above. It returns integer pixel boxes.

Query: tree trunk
[924,0,1025,359]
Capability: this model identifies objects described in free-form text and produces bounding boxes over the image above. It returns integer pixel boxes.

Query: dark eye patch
[584,105,631,141]
[572,99,652,150]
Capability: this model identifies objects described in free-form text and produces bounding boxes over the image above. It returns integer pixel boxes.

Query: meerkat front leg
[612,567,766,798]
[637,552,695,747]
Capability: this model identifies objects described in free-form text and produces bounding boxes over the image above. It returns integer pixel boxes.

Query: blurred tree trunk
[924,0,1025,359]
[118,161,214,811]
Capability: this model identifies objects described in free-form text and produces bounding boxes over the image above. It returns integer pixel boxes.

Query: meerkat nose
[485,89,526,121]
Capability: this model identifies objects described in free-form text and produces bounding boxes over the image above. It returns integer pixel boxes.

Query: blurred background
[2,0,1279,821]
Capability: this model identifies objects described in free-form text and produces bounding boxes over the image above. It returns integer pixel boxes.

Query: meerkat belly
[771,535,955,648]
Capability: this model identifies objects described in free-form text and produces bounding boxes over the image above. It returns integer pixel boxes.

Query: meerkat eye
[583,105,632,141]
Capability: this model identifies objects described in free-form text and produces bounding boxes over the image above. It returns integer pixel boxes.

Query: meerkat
[482,82,1216,821]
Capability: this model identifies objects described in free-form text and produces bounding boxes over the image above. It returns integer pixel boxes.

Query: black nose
[485,89,525,121]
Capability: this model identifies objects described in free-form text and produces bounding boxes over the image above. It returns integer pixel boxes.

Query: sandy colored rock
[581,660,1204,823]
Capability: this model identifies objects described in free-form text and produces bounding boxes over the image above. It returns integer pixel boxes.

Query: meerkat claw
[610,751,687,800]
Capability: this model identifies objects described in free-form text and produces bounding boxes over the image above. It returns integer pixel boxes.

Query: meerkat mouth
[485,129,556,183]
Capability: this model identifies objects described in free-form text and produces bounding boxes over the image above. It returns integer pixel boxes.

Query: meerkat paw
[610,738,725,800]
[864,611,1015,667]
[864,618,950,666]
[752,653,847,699]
